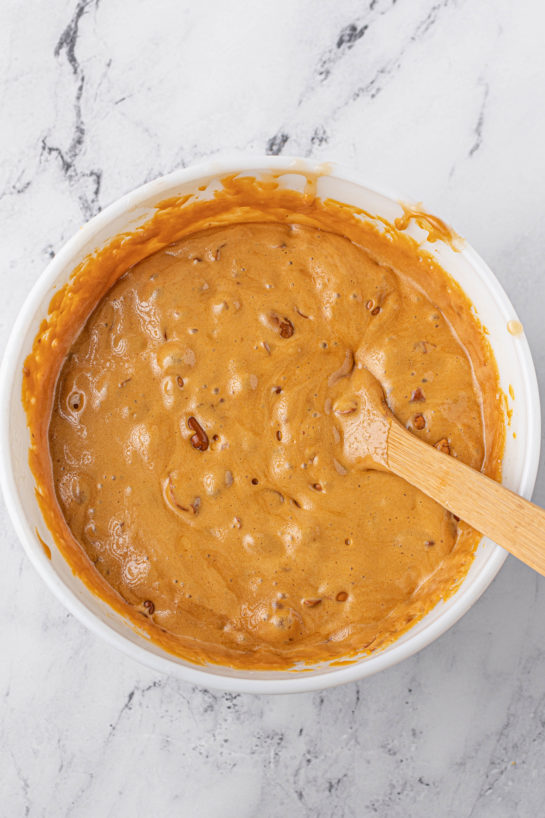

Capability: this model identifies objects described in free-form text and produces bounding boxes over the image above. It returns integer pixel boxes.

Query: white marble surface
[1,0,545,815]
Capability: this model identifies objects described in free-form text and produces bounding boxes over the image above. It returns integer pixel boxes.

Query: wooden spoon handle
[387,422,545,576]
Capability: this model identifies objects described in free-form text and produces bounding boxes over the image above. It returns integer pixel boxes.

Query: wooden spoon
[334,366,545,576]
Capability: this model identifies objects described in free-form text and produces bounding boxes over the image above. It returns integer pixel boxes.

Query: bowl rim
[0,154,541,694]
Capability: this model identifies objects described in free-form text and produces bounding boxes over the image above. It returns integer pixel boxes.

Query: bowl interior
[1,158,540,692]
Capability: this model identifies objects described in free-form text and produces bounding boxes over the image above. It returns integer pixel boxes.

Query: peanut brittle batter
[24,178,504,668]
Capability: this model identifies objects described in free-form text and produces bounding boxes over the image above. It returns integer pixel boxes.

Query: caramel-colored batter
[24,176,504,669]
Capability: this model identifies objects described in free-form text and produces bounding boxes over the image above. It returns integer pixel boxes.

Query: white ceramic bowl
[0,156,540,693]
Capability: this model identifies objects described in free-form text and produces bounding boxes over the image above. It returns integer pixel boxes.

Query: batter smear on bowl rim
[23,175,505,669]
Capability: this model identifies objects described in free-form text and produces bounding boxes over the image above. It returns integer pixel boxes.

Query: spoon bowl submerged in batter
[344,366,545,580]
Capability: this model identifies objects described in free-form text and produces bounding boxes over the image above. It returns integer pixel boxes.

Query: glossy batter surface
[47,220,502,666]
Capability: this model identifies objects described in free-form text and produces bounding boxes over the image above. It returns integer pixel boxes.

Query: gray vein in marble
[262,4,389,157]
[65,684,170,814]
[468,641,545,816]
[9,750,31,818]
[411,0,450,40]
[318,20,370,82]
[469,81,490,157]
[106,680,164,741]
[266,131,290,155]
[310,124,329,147]
[265,0,454,160]
[54,0,93,76]
[66,773,96,818]
[351,0,453,103]
[0,173,32,204]
[295,5,386,141]
[41,0,103,219]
